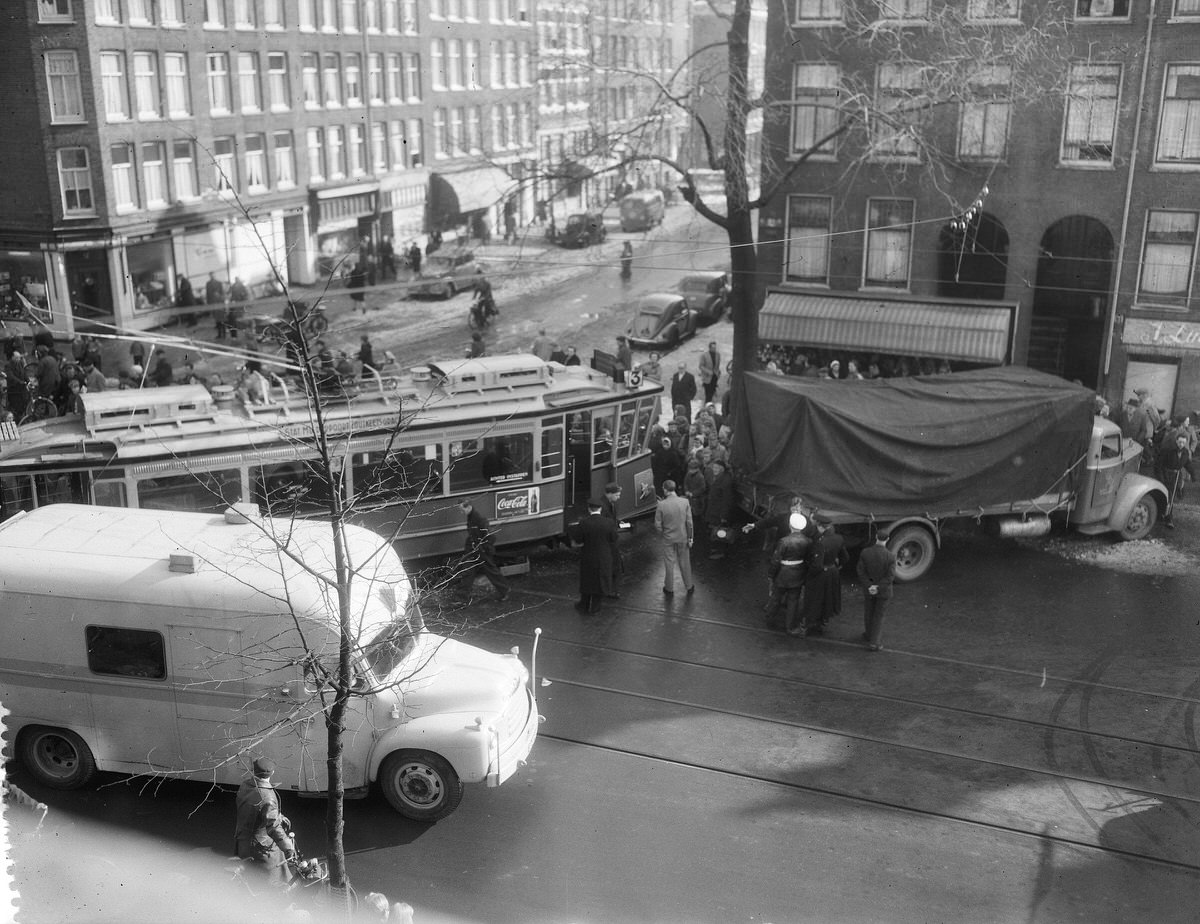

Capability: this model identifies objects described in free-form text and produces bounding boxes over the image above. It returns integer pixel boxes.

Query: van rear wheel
[379,750,464,821]
[19,726,97,790]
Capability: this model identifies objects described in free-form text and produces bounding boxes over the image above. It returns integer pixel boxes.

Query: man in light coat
[655,479,695,596]
[698,341,721,404]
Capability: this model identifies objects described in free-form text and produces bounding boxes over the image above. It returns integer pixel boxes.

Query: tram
[0,355,665,560]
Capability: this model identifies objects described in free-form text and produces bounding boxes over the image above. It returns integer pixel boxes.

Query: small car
[408,249,480,299]
[677,271,729,324]
[626,294,700,350]
[557,211,608,248]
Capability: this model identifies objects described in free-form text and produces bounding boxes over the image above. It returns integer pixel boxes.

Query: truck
[0,504,540,821]
[730,367,1169,581]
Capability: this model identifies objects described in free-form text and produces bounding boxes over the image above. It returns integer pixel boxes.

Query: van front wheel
[19,726,97,790]
[379,750,464,821]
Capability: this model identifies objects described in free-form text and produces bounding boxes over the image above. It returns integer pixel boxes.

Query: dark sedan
[626,294,701,350]
[677,271,729,324]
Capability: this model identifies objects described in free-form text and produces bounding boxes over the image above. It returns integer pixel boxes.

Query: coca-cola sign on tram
[495,487,541,520]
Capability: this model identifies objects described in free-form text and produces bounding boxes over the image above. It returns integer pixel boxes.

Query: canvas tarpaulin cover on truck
[730,367,1095,518]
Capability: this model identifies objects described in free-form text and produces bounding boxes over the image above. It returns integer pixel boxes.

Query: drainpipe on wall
[1101,0,1157,390]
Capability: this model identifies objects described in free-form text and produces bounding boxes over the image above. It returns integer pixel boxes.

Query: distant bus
[0,355,665,560]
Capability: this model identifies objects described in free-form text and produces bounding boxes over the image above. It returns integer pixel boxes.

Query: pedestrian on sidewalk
[575,498,617,614]
[1157,433,1196,528]
[655,480,694,597]
[857,528,896,650]
[699,341,721,404]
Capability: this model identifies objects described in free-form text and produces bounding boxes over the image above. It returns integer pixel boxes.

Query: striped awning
[758,291,1015,364]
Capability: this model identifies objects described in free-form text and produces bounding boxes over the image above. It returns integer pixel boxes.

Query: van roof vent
[168,551,196,573]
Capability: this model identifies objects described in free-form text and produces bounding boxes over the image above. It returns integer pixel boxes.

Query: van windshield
[361,603,425,681]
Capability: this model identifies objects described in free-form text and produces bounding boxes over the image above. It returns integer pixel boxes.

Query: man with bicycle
[234,757,297,885]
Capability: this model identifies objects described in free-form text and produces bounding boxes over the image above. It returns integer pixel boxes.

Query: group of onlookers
[756,344,957,380]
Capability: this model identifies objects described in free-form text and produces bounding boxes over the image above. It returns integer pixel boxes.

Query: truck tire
[888,525,936,582]
[1118,494,1158,540]
[378,750,464,822]
[19,726,97,790]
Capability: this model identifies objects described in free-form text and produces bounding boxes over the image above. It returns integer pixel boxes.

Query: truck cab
[1070,416,1165,539]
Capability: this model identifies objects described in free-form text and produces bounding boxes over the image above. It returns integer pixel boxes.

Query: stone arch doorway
[936,211,1009,301]
[1031,215,1114,388]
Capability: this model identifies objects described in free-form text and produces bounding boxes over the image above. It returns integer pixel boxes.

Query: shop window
[449,434,533,491]
[87,626,166,680]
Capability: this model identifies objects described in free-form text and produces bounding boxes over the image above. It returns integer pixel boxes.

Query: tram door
[566,410,591,510]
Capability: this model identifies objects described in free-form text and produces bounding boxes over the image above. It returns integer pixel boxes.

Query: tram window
[449,433,533,491]
[568,411,590,449]
[540,426,564,478]
[592,411,615,467]
[352,446,443,501]
[86,625,166,681]
[35,471,89,506]
[635,398,655,452]
[252,459,335,516]
[1,474,35,520]
[616,406,636,461]
[93,478,127,508]
[137,469,241,513]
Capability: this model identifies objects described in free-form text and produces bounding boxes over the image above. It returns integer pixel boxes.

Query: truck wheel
[378,750,464,821]
[888,525,936,582]
[19,726,97,790]
[1118,494,1158,540]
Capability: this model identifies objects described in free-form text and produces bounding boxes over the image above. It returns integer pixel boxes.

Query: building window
[403,53,421,101]
[299,0,316,29]
[100,53,129,121]
[238,52,261,113]
[448,39,464,89]
[96,0,119,23]
[164,53,190,117]
[467,106,482,151]
[401,0,417,32]
[383,0,399,30]
[207,53,232,114]
[245,134,267,192]
[205,0,225,27]
[213,136,236,192]
[160,0,183,25]
[864,199,914,288]
[323,53,342,107]
[1156,64,1200,165]
[785,196,832,284]
[368,53,383,103]
[37,0,73,23]
[1062,64,1120,164]
[321,0,337,30]
[466,40,480,90]
[264,0,284,27]
[505,40,518,87]
[349,124,366,175]
[1137,210,1198,307]
[172,139,198,199]
[959,65,1011,160]
[267,53,289,111]
[873,63,923,159]
[371,122,387,172]
[341,0,359,29]
[133,52,160,119]
[968,0,1020,19]
[344,53,362,106]
[307,126,325,181]
[450,107,464,154]
[273,130,295,188]
[875,0,928,19]
[141,141,168,208]
[128,0,153,23]
[46,51,84,124]
[1174,0,1200,15]
[489,40,502,88]
[408,118,423,167]
[234,0,256,27]
[389,121,405,168]
[386,54,402,102]
[1075,0,1129,19]
[110,143,137,210]
[328,125,346,178]
[793,0,842,22]
[57,148,94,215]
[302,53,320,108]
[790,63,840,158]
[431,39,446,90]
[434,108,448,157]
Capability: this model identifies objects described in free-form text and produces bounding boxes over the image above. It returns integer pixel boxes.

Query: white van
[0,504,539,821]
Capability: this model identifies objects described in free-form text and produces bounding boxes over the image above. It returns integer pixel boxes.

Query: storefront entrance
[64,250,114,331]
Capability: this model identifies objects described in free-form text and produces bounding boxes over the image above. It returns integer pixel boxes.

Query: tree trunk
[724,0,757,398]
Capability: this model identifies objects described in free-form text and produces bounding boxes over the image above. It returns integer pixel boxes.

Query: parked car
[626,294,700,350]
[619,190,665,232]
[557,210,608,248]
[677,271,730,324]
[408,249,480,299]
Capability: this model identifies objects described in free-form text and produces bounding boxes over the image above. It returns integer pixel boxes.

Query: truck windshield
[360,602,425,681]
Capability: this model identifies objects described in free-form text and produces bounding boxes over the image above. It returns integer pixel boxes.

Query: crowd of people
[755,343,959,380]
[1,329,122,422]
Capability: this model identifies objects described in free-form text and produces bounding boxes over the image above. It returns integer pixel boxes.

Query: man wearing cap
[234,757,297,883]
[575,497,618,614]
[799,515,849,636]
[857,528,897,651]
[457,499,510,602]
[767,512,813,633]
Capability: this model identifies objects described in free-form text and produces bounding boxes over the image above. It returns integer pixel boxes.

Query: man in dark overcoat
[669,363,697,418]
[456,499,510,602]
[856,528,896,650]
[799,515,849,636]
[575,498,618,614]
